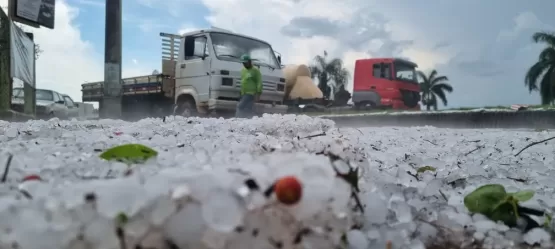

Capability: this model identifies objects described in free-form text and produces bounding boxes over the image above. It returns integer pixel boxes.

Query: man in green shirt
[235,54,262,118]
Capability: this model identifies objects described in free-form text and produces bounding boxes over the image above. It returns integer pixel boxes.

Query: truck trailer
[82,28,288,119]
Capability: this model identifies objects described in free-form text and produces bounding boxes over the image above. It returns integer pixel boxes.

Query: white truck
[82,27,288,119]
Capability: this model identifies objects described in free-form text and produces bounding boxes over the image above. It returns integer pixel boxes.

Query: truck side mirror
[379,63,386,78]
[184,36,195,57]
[277,55,281,64]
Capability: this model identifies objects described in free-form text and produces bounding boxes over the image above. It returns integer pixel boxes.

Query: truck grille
[235,80,277,91]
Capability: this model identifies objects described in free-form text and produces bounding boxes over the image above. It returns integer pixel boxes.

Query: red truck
[352,58,421,110]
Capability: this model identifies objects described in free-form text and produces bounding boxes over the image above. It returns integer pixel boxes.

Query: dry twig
[514,136,555,156]
[464,145,484,156]
[1,153,13,183]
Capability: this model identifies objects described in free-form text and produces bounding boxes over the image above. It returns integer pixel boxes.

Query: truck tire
[355,101,376,110]
[401,91,420,108]
[174,98,197,117]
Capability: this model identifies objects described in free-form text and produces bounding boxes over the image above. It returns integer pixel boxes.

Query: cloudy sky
[2,0,554,108]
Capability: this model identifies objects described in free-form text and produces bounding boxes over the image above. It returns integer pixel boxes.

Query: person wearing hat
[235,54,262,118]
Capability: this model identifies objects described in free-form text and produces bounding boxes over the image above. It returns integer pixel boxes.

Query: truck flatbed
[82,74,165,102]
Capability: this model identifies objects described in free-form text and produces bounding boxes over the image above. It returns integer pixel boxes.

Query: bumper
[211,89,285,103]
[381,99,421,110]
[11,103,53,118]
[208,99,288,114]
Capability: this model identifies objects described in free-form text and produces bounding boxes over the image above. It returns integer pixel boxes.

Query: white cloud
[73,0,104,8]
[178,23,197,35]
[137,19,168,33]
[497,12,552,41]
[121,13,168,34]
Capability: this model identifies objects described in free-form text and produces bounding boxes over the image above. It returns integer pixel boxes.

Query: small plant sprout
[416,166,436,174]
[464,184,546,230]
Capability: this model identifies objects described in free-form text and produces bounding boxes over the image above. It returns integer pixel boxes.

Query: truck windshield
[395,62,417,83]
[210,32,280,69]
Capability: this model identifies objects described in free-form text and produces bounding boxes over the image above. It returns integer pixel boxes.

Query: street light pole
[100,0,122,119]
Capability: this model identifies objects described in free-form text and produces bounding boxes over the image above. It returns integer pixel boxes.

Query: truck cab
[81,28,288,120]
[162,28,288,116]
[352,58,421,110]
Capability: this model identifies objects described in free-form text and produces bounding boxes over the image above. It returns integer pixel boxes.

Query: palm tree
[308,51,350,99]
[333,84,352,106]
[418,70,453,110]
[525,31,555,105]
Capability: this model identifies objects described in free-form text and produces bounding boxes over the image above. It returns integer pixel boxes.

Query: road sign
[8,0,55,29]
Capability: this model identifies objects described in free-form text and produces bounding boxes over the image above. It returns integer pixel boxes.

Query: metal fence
[325,110,555,129]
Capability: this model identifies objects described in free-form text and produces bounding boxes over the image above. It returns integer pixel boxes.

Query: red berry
[22,174,41,182]
[274,176,302,205]
[114,131,123,136]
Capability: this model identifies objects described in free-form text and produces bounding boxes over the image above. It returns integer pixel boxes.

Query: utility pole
[100,0,122,119]
[23,32,36,116]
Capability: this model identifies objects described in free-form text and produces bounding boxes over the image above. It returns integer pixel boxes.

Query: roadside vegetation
[308,51,352,105]
[418,69,453,111]
[525,31,555,105]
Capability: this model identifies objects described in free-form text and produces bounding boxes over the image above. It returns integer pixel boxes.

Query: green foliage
[544,213,552,228]
[417,70,453,111]
[99,144,158,164]
[525,31,555,105]
[464,184,536,227]
[309,50,350,99]
[513,190,534,202]
[416,166,436,174]
[115,212,128,226]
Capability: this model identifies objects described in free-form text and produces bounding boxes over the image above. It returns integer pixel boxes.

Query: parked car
[61,94,80,118]
[11,88,70,119]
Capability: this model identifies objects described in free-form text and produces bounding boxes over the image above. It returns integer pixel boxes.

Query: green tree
[418,69,453,110]
[525,31,555,105]
[308,51,350,99]
[333,84,352,106]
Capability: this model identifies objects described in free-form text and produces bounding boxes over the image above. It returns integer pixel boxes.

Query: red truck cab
[352,58,421,110]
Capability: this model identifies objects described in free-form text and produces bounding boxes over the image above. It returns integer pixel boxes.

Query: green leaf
[115,212,128,226]
[490,202,518,226]
[543,213,552,228]
[416,166,436,174]
[99,144,158,164]
[511,190,535,202]
[464,184,508,214]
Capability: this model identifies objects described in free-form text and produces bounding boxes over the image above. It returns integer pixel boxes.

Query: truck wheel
[355,101,375,110]
[174,99,197,117]
[401,91,419,108]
